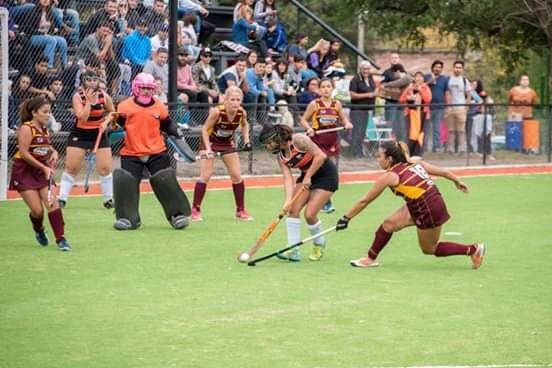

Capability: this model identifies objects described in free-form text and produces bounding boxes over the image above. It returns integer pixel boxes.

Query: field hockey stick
[314,126,346,135]
[247,226,337,266]
[84,125,106,193]
[238,187,306,262]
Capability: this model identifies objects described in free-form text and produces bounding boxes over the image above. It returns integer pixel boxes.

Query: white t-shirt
[447,75,470,109]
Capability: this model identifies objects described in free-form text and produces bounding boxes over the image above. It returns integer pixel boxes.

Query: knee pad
[149,167,191,227]
[113,168,141,228]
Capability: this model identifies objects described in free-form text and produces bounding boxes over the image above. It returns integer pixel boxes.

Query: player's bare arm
[201,107,220,153]
[420,161,468,193]
[300,102,316,134]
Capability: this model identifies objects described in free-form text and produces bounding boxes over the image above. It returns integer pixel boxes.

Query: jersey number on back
[409,164,434,185]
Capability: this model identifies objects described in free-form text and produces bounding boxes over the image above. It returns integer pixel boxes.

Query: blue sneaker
[35,230,48,246]
[321,201,335,214]
[276,248,301,262]
[57,238,72,252]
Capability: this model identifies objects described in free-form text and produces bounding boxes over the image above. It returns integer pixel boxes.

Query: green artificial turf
[1,175,551,367]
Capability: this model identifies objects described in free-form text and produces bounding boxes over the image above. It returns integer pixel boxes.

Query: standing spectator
[399,71,432,157]
[507,75,538,119]
[445,60,470,154]
[176,48,209,104]
[143,47,169,94]
[286,32,308,67]
[121,18,152,78]
[424,60,449,152]
[28,57,55,100]
[76,20,122,95]
[307,39,331,78]
[380,53,407,142]
[142,0,167,36]
[150,23,170,54]
[192,47,219,103]
[254,0,278,26]
[20,0,68,70]
[264,18,287,55]
[216,55,248,95]
[349,60,377,158]
[470,82,495,159]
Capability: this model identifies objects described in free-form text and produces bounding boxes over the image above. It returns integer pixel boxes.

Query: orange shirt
[117,97,169,156]
[279,144,313,172]
[75,89,107,130]
[507,87,537,119]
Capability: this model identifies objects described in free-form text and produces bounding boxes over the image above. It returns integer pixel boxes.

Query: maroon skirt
[201,139,235,153]
[10,159,48,192]
[407,189,450,229]
[311,131,340,156]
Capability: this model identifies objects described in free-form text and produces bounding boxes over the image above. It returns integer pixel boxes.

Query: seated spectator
[272,58,297,104]
[178,13,201,61]
[116,0,130,38]
[47,75,66,129]
[216,55,248,95]
[19,0,68,70]
[254,0,278,26]
[154,76,168,104]
[143,47,169,94]
[297,77,320,105]
[28,57,55,100]
[150,23,170,54]
[307,39,331,78]
[8,74,33,128]
[246,50,258,68]
[289,55,317,89]
[327,40,341,66]
[52,0,81,47]
[126,0,149,30]
[233,0,255,23]
[142,0,167,36]
[233,5,267,57]
[48,75,64,101]
[121,18,152,78]
[177,0,215,45]
[264,18,287,55]
[83,0,123,37]
[245,60,275,108]
[285,32,308,68]
[192,48,219,103]
[176,48,209,104]
[76,20,122,95]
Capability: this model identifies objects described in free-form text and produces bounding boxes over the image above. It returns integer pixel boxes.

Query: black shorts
[67,128,110,150]
[297,158,339,192]
[121,151,172,180]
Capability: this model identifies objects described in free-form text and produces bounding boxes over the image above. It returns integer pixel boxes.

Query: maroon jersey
[389,162,450,229]
[279,145,313,172]
[311,98,341,156]
[13,122,51,164]
[208,105,245,145]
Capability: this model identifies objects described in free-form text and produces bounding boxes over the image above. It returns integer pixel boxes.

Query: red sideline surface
[7,164,552,200]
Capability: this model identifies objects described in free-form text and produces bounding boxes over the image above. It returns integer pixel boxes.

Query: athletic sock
[192,181,207,210]
[29,213,44,232]
[307,220,325,246]
[58,172,75,201]
[286,217,301,246]
[232,181,245,211]
[100,174,113,202]
[47,208,65,242]
[435,241,477,257]
[368,225,393,260]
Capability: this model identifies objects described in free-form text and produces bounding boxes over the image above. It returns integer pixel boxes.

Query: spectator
[424,60,449,152]
[290,55,317,89]
[150,23,170,54]
[285,32,308,67]
[143,47,169,94]
[178,13,200,60]
[327,40,341,66]
[8,74,33,128]
[233,5,267,57]
[275,100,294,128]
[216,55,248,95]
[233,0,255,23]
[380,53,406,141]
[154,76,168,104]
[121,18,152,78]
[176,48,209,104]
[19,0,68,70]
[245,59,275,107]
[307,39,331,78]
[177,0,215,45]
[47,75,65,130]
[76,20,122,95]
[126,0,148,30]
[84,0,122,37]
[246,50,258,68]
[192,47,219,103]
[349,60,377,158]
[271,58,296,104]
[28,57,55,100]
[445,60,470,154]
[48,75,64,100]
[116,0,130,37]
[297,77,320,105]
[508,75,538,119]
[466,79,483,153]
[142,0,167,36]
[254,0,278,26]
[264,18,287,55]
[399,71,432,157]
[470,82,495,159]
[52,0,81,47]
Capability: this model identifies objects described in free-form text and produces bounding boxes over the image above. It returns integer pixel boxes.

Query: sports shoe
[350,256,379,268]
[309,245,324,261]
[171,214,189,229]
[321,201,335,214]
[35,230,49,246]
[103,199,114,209]
[471,243,486,269]
[58,199,66,209]
[57,238,72,251]
[113,218,140,230]
[236,208,254,221]
[276,248,301,262]
[191,207,203,222]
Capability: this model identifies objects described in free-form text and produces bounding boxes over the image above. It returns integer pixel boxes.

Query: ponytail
[18,96,51,123]
[380,140,410,165]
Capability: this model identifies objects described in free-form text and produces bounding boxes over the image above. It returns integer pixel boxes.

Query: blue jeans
[54,8,80,44]
[385,103,406,142]
[427,108,445,151]
[30,34,68,68]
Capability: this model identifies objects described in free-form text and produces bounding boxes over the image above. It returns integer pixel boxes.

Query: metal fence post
[548,104,552,163]
[482,101,488,166]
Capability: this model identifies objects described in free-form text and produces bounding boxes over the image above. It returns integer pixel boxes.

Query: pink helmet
[131,72,157,98]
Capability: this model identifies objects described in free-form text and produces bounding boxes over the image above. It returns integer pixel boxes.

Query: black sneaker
[103,199,114,209]
[57,238,72,251]
[58,199,66,208]
[35,230,49,246]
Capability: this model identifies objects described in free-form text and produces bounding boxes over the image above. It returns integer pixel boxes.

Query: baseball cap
[177,47,189,55]
[200,47,213,57]
[159,23,169,33]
